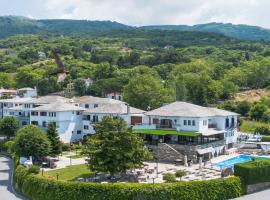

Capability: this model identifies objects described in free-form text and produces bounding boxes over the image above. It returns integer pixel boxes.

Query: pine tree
[47,122,62,157]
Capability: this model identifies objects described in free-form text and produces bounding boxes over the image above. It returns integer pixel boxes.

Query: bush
[254,125,270,135]
[175,170,187,180]
[262,136,270,142]
[14,165,244,200]
[163,173,177,182]
[235,159,270,185]
[28,165,40,174]
[3,140,15,154]
[62,143,71,151]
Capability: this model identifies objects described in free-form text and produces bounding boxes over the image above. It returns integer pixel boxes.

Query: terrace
[133,129,224,146]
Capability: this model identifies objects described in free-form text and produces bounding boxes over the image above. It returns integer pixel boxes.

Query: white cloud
[28,0,270,28]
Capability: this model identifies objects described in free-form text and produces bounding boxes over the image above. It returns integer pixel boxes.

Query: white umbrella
[184,155,188,167]
[199,157,203,171]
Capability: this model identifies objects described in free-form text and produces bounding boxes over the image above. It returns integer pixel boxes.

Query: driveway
[0,155,27,200]
[235,189,270,200]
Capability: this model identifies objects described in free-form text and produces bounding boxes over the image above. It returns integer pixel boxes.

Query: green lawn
[240,120,270,133]
[133,129,200,137]
[41,164,94,181]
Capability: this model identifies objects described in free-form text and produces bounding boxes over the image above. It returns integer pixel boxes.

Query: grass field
[41,164,93,181]
[240,120,270,133]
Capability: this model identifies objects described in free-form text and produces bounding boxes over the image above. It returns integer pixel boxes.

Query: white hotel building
[0,96,239,158]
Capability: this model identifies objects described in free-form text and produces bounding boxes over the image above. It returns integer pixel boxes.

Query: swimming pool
[214,155,269,170]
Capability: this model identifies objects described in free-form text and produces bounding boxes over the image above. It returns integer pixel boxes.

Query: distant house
[106,92,123,101]
[0,89,17,98]
[65,78,93,97]
[17,87,37,98]
[38,51,46,60]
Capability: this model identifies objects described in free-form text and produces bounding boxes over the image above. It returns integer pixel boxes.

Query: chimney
[126,104,130,114]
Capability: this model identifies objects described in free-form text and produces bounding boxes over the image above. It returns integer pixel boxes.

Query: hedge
[14,165,243,200]
[262,136,270,142]
[235,159,270,185]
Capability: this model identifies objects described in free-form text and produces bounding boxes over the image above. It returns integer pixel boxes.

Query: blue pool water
[214,155,269,169]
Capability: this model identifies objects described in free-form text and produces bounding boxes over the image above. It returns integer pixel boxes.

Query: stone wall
[247,182,270,194]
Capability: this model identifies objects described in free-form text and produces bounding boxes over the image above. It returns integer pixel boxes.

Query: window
[203,120,207,126]
[225,118,230,128]
[76,111,80,115]
[84,125,89,130]
[49,112,56,117]
[31,111,38,116]
[40,112,47,116]
[192,120,196,126]
[94,104,98,108]
[77,130,82,134]
[93,115,99,122]
[85,104,89,108]
[42,121,47,127]
[188,120,191,126]
[31,121,38,125]
[184,120,187,125]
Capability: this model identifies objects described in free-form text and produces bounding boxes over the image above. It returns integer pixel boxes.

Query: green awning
[133,129,200,137]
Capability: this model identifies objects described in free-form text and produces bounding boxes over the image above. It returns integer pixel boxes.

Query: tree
[0,116,19,138]
[83,116,151,177]
[74,78,87,96]
[47,122,62,157]
[250,104,268,121]
[175,170,187,181]
[123,75,173,110]
[163,173,176,182]
[237,101,251,117]
[14,125,51,161]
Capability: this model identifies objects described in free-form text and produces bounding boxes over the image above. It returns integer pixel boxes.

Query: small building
[38,52,46,60]
[17,87,37,98]
[0,89,17,98]
[106,92,123,101]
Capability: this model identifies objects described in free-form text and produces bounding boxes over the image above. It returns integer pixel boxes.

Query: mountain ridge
[1,16,270,41]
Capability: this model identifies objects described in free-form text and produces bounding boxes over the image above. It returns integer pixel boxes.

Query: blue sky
[1,0,270,28]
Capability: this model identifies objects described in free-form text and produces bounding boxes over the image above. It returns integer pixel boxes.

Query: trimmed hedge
[262,136,270,142]
[235,159,270,185]
[15,165,243,200]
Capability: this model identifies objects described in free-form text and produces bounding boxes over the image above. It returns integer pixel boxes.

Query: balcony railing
[197,140,225,149]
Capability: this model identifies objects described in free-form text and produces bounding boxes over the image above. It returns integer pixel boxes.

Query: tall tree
[83,116,151,177]
[0,116,19,139]
[123,75,173,110]
[47,122,62,157]
[74,78,87,96]
[14,125,51,161]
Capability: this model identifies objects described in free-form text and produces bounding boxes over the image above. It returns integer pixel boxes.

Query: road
[0,155,26,200]
[235,190,270,200]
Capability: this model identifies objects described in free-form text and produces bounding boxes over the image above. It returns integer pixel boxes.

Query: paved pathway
[0,155,26,200]
[235,189,270,200]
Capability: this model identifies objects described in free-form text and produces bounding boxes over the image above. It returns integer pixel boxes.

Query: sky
[1,0,270,28]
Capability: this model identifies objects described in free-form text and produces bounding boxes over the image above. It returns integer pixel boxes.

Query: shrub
[175,170,187,180]
[14,165,244,200]
[235,159,270,185]
[62,143,71,151]
[262,136,270,142]
[163,173,176,182]
[28,165,40,174]
[3,140,15,154]
[254,125,270,135]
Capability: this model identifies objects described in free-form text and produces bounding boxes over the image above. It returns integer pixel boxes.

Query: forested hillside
[1,27,270,110]
[2,16,270,42]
